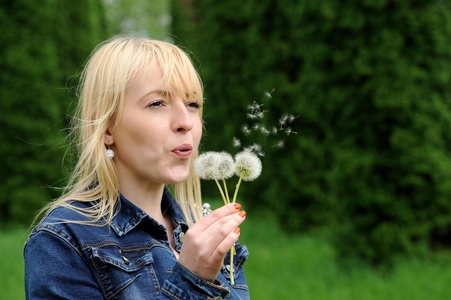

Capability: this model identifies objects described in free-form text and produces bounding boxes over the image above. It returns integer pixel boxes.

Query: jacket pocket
[90,245,160,299]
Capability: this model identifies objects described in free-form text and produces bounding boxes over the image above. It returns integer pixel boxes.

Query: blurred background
[2,0,451,299]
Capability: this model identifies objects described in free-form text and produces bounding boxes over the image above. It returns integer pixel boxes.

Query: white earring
[106,143,114,159]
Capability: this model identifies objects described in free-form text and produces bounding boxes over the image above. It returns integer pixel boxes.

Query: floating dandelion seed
[242,125,251,135]
[255,111,265,120]
[234,151,262,181]
[252,123,260,131]
[271,140,285,149]
[271,126,278,135]
[233,137,241,148]
[264,88,275,99]
[287,114,298,123]
[285,127,298,135]
[260,126,270,136]
[246,113,258,120]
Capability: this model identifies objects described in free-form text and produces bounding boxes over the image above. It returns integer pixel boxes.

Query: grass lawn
[2,211,451,299]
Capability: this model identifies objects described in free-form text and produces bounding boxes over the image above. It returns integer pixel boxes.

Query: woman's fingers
[193,203,241,232]
[178,203,246,281]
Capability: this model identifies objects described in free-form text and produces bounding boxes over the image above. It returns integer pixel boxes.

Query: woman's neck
[118,179,166,223]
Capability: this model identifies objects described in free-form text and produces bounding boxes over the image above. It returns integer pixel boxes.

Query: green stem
[232,171,244,203]
[214,178,228,206]
[230,245,235,285]
[223,179,230,204]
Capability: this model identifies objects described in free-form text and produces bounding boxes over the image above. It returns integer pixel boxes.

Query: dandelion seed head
[195,152,220,180]
[235,150,262,181]
[216,152,235,179]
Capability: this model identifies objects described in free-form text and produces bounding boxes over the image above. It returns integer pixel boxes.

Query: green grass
[3,213,451,299]
[240,212,451,299]
[0,225,29,300]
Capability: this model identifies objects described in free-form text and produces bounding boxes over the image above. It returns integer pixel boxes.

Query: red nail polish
[233,227,241,234]
[233,203,241,210]
[238,210,246,218]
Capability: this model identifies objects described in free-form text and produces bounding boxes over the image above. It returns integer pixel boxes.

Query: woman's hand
[178,203,245,282]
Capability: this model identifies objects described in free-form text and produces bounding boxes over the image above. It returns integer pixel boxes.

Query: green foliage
[0,0,108,224]
[172,0,451,265]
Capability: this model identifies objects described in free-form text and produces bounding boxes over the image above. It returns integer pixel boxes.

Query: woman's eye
[187,101,201,110]
[148,100,164,108]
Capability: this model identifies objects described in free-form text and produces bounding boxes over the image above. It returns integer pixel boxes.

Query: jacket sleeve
[160,242,250,300]
[24,229,104,299]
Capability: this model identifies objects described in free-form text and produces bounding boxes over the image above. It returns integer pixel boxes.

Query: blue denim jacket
[24,188,249,299]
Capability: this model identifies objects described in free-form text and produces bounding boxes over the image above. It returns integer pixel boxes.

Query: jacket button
[179,232,185,242]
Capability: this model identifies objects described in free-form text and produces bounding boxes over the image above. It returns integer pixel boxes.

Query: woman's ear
[104,128,114,146]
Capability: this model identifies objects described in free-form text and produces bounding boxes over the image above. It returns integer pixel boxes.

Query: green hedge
[172,0,451,265]
[0,0,108,224]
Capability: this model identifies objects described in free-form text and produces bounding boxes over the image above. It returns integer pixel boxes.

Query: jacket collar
[109,187,189,237]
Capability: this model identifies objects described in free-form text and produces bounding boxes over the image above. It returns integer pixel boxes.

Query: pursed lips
[171,143,193,159]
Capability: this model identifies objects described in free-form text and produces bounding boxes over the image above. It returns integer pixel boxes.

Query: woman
[24,36,249,299]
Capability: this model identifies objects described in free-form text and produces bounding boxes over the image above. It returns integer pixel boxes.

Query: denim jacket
[24,188,249,299]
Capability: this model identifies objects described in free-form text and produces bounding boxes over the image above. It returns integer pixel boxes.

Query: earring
[106,143,114,159]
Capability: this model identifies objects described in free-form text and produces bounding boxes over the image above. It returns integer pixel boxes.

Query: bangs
[150,42,204,115]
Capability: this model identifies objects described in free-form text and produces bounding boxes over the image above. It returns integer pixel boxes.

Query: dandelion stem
[214,178,228,206]
[230,245,235,285]
[232,171,244,203]
[223,179,230,204]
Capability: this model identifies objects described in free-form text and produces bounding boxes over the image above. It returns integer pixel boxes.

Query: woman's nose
[172,103,194,133]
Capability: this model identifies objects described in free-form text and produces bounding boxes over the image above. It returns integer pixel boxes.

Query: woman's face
[108,64,202,189]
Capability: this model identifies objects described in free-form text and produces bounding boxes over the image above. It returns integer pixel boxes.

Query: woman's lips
[171,144,193,159]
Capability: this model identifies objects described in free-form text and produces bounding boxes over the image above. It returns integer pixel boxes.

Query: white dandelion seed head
[216,152,235,180]
[195,152,220,180]
[235,150,262,181]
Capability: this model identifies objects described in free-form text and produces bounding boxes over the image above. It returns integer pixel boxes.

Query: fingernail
[233,203,241,210]
[233,227,241,234]
[238,210,246,218]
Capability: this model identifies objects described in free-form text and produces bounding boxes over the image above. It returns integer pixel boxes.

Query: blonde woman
[24,36,249,299]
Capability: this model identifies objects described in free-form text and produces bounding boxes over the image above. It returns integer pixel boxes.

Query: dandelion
[194,152,219,180]
[234,151,262,182]
[217,152,235,180]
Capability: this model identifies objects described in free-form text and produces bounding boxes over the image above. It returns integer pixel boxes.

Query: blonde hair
[39,36,204,227]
